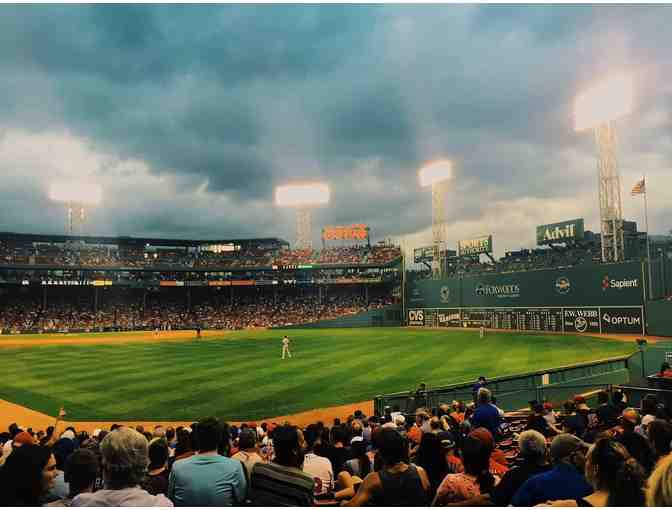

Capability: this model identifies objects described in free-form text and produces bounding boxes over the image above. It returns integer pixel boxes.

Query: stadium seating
[1,384,670,506]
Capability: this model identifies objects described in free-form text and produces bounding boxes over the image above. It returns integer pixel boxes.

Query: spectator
[469,428,509,478]
[325,426,351,475]
[168,417,246,506]
[344,428,430,506]
[72,427,171,506]
[542,402,557,427]
[437,431,463,475]
[595,390,618,428]
[141,438,170,496]
[527,402,560,437]
[471,388,502,440]
[416,431,449,498]
[48,449,99,507]
[249,425,315,506]
[48,435,76,502]
[492,430,550,506]
[433,435,495,506]
[613,408,656,476]
[544,438,645,507]
[647,451,672,506]
[231,429,264,485]
[302,426,334,496]
[0,444,57,506]
[562,400,588,438]
[472,376,487,401]
[408,409,428,446]
[511,434,592,506]
[647,419,672,461]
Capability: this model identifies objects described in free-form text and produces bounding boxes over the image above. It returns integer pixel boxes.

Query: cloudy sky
[0,4,670,256]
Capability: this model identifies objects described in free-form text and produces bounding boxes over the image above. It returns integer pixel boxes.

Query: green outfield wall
[275,304,402,329]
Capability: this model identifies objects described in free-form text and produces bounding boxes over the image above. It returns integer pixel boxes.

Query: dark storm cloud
[0,4,669,246]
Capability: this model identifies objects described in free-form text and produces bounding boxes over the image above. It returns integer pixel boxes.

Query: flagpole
[643,175,653,300]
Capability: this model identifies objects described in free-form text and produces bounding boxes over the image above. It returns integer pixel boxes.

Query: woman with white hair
[72,427,172,507]
[491,429,550,506]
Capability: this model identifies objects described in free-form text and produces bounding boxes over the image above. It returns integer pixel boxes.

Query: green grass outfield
[0,328,635,421]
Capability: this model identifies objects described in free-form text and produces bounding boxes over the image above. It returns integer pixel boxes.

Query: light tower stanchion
[594,122,624,263]
[296,208,312,250]
[431,182,445,279]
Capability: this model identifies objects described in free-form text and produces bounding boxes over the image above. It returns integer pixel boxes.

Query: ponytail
[589,438,646,507]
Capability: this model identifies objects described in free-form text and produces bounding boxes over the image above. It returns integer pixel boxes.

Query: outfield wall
[274,304,402,329]
[405,262,647,335]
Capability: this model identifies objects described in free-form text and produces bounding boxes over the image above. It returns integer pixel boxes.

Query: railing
[374,354,632,415]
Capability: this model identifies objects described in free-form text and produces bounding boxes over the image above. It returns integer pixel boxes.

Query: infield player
[281,335,292,359]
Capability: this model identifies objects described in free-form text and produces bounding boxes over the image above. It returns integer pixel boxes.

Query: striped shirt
[249,462,315,506]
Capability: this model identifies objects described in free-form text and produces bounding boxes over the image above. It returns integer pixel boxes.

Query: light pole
[574,73,634,263]
[419,160,453,279]
[48,181,103,235]
[275,183,330,250]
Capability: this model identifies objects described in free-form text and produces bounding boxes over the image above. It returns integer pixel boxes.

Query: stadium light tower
[574,73,634,263]
[49,181,103,235]
[419,159,453,279]
[275,183,330,250]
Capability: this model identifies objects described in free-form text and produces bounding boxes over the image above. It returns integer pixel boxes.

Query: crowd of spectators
[0,240,401,270]
[0,290,396,333]
[1,383,672,507]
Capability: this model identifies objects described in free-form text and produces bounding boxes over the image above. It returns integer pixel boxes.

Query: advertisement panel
[458,236,493,257]
[536,219,585,245]
[600,307,644,334]
[436,309,461,327]
[408,309,425,326]
[562,307,601,333]
[407,261,644,309]
[322,224,369,241]
[414,246,434,264]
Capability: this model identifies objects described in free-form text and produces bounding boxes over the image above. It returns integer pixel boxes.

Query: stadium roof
[0,231,289,248]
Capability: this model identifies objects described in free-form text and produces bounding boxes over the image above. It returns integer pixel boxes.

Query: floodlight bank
[574,73,634,131]
[275,183,330,207]
[48,181,103,206]
[419,160,453,187]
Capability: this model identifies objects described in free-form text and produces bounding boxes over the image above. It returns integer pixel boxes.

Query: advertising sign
[600,307,644,334]
[408,309,425,326]
[458,236,493,257]
[563,307,601,333]
[536,219,585,245]
[322,224,369,241]
[414,246,435,264]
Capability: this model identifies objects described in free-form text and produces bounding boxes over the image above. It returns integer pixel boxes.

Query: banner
[322,224,369,241]
[536,218,585,245]
[600,307,644,334]
[414,246,434,264]
[458,236,493,257]
[408,309,425,326]
[563,307,600,333]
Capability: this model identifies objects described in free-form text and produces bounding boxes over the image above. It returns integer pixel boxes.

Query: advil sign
[536,219,584,245]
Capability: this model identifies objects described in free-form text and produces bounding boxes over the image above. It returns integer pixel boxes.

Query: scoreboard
[410,306,643,334]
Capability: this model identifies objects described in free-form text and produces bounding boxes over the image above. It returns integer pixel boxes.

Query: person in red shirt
[657,362,672,378]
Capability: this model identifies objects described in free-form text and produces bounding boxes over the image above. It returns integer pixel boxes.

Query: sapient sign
[601,275,639,291]
[536,219,585,245]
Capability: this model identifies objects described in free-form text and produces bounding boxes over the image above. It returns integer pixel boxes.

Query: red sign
[322,224,369,241]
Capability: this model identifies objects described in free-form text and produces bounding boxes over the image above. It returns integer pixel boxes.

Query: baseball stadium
[2,5,672,508]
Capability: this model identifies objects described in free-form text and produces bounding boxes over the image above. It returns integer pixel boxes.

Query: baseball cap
[543,402,554,411]
[350,436,364,445]
[469,428,494,450]
[13,431,35,446]
[620,408,640,425]
[437,431,456,450]
[550,434,583,460]
[573,395,586,404]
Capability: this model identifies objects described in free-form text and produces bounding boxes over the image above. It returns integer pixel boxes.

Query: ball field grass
[0,328,635,421]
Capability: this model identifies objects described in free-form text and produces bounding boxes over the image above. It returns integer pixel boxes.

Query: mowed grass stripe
[0,328,634,421]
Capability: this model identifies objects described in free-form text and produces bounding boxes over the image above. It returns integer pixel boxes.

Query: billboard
[406,261,644,309]
[408,306,644,334]
[458,236,493,257]
[322,224,369,241]
[536,219,585,245]
[414,247,457,264]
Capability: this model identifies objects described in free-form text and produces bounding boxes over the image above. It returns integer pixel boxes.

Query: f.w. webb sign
[536,219,585,245]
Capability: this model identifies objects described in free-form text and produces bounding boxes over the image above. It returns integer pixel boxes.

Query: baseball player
[281,335,292,359]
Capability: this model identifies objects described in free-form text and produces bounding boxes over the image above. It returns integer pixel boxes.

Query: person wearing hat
[562,400,588,439]
[492,430,550,506]
[511,434,592,507]
[612,408,656,476]
[438,431,463,475]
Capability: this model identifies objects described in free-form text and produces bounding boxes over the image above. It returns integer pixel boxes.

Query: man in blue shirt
[471,387,501,438]
[169,417,247,506]
[512,434,592,506]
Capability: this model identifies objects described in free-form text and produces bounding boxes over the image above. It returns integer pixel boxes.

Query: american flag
[631,178,646,196]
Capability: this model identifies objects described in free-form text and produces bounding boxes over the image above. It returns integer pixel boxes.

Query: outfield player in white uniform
[480,325,485,339]
[282,335,292,359]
